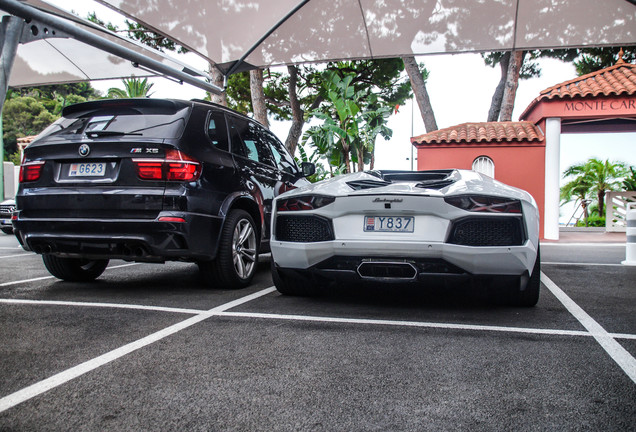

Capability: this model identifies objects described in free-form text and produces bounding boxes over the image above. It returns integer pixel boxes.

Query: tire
[1,227,12,235]
[199,209,258,289]
[510,247,541,307]
[271,260,317,296]
[42,255,109,282]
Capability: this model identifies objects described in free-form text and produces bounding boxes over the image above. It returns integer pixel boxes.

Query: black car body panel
[13,98,308,265]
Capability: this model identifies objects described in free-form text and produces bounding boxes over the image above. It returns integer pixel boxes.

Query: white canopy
[95,0,636,73]
[4,0,636,88]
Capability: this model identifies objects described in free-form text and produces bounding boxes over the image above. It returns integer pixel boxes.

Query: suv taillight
[19,161,45,182]
[133,149,201,181]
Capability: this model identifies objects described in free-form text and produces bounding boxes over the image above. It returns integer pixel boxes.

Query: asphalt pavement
[0,231,634,431]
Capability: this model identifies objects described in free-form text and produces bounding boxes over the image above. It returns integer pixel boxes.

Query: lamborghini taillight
[445,196,522,213]
[277,195,335,211]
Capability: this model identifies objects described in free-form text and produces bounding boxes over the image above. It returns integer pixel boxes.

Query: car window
[36,108,190,140]
[227,116,276,167]
[206,111,229,151]
[265,133,298,175]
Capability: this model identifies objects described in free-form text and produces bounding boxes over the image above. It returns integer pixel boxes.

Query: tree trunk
[581,201,589,226]
[499,51,525,122]
[250,69,269,129]
[284,65,304,156]
[597,190,606,218]
[341,136,351,174]
[403,56,437,132]
[487,52,510,122]
[357,146,365,173]
[343,151,351,173]
[209,66,227,106]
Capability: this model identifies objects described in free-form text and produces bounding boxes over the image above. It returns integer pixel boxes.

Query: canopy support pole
[0,0,224,95]
[0,15,22,201]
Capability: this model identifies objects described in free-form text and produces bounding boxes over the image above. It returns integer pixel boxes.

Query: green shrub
[575,215,605,227]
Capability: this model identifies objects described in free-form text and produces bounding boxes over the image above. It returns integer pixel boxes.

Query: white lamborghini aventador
[270,169,541,306]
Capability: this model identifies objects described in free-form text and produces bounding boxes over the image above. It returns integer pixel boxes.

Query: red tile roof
[520,60,636,120]
[536,61,636,101]
[411,121,544,145]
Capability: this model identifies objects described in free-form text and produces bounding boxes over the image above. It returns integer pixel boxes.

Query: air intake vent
[447,217,524,246]
[275,215,334,242]
[347,179,391,190]
[415,179,455,189]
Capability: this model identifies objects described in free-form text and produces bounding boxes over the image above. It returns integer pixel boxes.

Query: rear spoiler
[62,99,191,118]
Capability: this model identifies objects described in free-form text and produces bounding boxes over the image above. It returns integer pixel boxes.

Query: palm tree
[561,158,629,218]
[560,176,592,225]
[107,77,154,98]
[623,167,636,191]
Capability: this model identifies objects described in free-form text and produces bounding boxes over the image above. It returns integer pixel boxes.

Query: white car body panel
[271,170,540,280]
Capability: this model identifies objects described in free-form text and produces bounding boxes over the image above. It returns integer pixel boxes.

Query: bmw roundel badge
[78,144,90,157]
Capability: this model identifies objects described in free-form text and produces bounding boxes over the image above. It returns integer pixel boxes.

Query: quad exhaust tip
[356,261,418,280]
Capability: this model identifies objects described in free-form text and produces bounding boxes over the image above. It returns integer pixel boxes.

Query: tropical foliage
[2,83,102,160]
[560,158,631,225]
[218,59,411,157]
[623,167,636,191]
[107,77,154,98]
[301,71,392,174]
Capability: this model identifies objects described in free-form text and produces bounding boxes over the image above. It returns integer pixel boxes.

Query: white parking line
[2,296,635,341]
[0,275,54,287]
[541,272,636,384]
[0,263,138,287]
[0,253,34,259]
[0,287,276,413]
[0,298,205,315]
[220,311,636,340]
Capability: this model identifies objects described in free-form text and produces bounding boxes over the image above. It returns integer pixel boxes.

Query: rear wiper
[85,131,142,138]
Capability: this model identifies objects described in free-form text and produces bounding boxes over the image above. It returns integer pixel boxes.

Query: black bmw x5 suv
[13,98,314,288]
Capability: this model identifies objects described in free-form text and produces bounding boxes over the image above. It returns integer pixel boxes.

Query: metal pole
[0,0,224,95]
[410,97,414,171]
[0,15,22,202]
[0,115,4,202]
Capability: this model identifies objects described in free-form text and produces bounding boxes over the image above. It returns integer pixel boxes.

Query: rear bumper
[13,212,223,262]
[271,239,538,277]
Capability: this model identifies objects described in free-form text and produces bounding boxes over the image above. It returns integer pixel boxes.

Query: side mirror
[301,162,316,177]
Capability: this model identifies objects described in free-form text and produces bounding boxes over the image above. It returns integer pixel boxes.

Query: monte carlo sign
[521,95,636,125]
[564,98,636,114]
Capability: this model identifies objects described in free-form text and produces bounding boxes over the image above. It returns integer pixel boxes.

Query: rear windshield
[36,106,191,140]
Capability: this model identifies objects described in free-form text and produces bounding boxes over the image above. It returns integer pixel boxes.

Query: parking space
[0,233,634,430]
